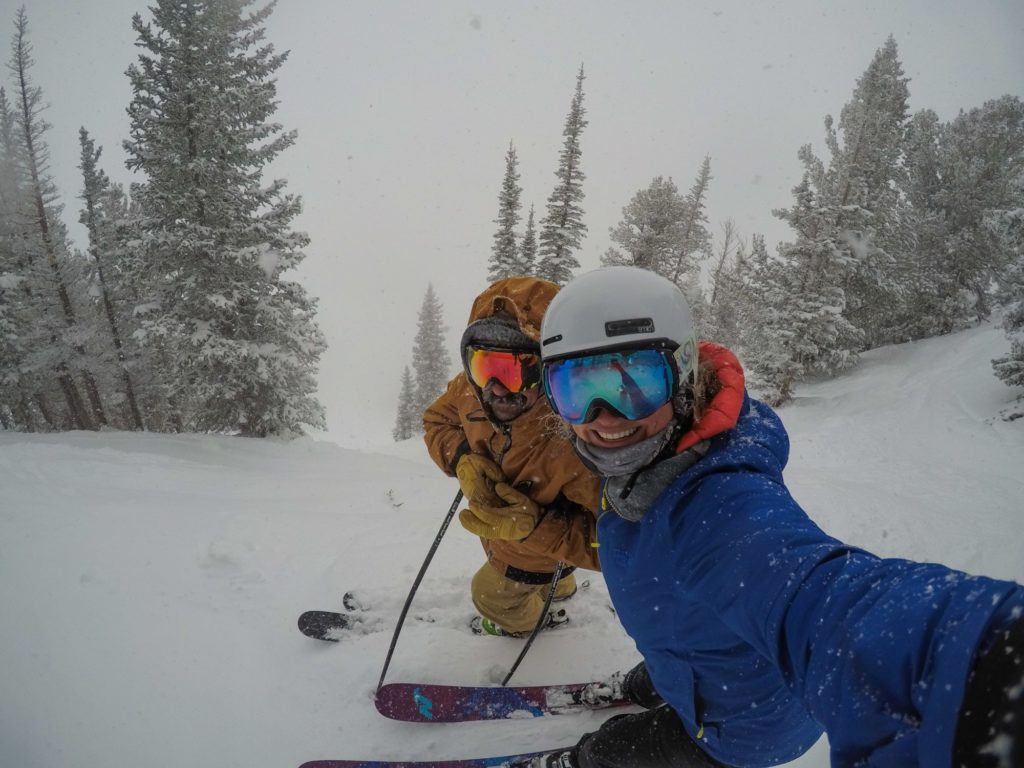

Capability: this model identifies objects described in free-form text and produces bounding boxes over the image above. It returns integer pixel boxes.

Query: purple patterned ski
[374,679,630,723]
[299,750,557,767]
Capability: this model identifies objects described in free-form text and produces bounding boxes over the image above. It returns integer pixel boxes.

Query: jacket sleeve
[422,374,473,476]
[672,469,1024,767]
[520,494,602,571]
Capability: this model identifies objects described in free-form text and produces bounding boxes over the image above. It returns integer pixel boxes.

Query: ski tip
[297,610,347,642]
[372,685,403,720]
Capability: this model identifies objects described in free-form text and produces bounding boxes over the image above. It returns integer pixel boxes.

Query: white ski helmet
[541,266,698,381]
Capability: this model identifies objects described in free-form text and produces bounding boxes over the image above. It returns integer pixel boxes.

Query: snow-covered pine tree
[536,65,587,285]
[821,36,911,348]
[8,7,105,430]
[767,165,864,402]
[392,365,417,441]
[667,157,713,293]
[410,284,450,422]
[78,128,145,430]
[518,205,537,275]
[601,176,687,274]
[123,0,326,436]
[719,232,767,358]
[109,181,188,434]
[487,141,523,281]
[909,97,1024,336]
[734,234,809,405]
[763,39,914,390]
[703,219,745,349]
[991,169,1024,389]
[735,232,772,346]
[0,85,30,429]
[897,108,948,340]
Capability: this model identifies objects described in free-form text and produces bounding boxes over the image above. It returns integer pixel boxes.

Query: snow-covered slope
[1,324,1021,768]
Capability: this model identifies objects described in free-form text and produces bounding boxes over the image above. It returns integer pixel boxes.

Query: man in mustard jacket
[423,277,601,637]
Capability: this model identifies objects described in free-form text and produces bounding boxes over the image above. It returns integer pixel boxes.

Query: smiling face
[570,401,674,449]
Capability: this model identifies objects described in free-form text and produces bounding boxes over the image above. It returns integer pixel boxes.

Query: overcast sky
[15,0,1024,445]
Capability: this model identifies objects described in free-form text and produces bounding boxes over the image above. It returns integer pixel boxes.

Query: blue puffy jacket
[597,396,1024,768]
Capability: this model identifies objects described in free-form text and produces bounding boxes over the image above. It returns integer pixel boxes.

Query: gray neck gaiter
[574,424,675,478]
[602,441,710,522]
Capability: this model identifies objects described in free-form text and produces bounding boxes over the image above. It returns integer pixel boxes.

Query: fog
[21,0,1024,444]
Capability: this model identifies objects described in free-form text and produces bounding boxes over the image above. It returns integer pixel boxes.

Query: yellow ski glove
[455,453,505,506]
[459,482,542,541]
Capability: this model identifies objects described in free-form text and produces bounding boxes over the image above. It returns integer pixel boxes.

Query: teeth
[596,427,640,441]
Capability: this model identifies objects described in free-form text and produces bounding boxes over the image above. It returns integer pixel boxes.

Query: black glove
[954,615,1024,767]
[622,661,665,709]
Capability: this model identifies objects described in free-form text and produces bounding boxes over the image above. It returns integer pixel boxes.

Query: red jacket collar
[675,341,746,453]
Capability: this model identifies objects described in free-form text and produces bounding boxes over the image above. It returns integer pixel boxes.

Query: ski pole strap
[376,489,464,693]
[501,561,565,687]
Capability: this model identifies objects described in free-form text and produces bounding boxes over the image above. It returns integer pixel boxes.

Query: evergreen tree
[993,255,1024,389]
[761,38,913,397]
[8,7,104,429]
[0,85,30,428]
[703,219,744,348]
[992,173,1024,388]
[94,178,177,430]
[602,176,687,274]
[518,205,537,275]
[737,233,823,409]
[392,365,417,441]
[487,141,523,281]
[817,36,911,348]
[898,108,948,340]
[410,284,450,422]
[907,97,1024,336]
[536,65,587,285]
[123,0,326,436]
[767,167,864,401]
[736,234,806,405]
[78,128,145,429]
[667,157,713,291]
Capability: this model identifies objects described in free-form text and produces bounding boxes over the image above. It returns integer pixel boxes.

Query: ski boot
[469,607,569,637]
[342,590,369,612]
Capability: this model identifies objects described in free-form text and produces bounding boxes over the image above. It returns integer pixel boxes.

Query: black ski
[298,610,356,642]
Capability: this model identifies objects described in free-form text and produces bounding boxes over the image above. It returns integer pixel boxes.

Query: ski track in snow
[1,324,1022,767]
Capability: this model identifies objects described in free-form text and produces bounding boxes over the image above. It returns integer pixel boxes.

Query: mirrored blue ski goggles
[543,347,678,425]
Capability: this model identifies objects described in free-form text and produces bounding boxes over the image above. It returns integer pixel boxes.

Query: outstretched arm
[677,470,1024,766]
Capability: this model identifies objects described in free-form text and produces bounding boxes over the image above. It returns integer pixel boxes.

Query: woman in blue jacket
[534,266,1023,768]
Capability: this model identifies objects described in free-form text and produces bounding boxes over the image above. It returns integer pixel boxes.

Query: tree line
[0,2,325,436]
[397,37,1022,439]
[392,66,589,440]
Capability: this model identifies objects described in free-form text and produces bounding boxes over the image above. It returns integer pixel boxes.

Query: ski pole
[501,560,565,686]
[376,489,463,693]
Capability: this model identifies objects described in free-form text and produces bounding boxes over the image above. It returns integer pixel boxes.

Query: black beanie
[460,312,536,354]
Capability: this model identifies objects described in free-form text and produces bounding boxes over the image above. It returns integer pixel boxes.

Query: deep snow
[1,323,1022,768]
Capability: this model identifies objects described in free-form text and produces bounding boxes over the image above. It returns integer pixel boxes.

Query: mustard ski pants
[470,562,576,634]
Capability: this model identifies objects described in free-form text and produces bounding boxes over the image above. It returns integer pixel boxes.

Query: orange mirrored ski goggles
[465,347,540,393]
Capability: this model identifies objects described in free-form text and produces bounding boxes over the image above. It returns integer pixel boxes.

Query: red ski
[300,749,559,767]
[374,679,630,723]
